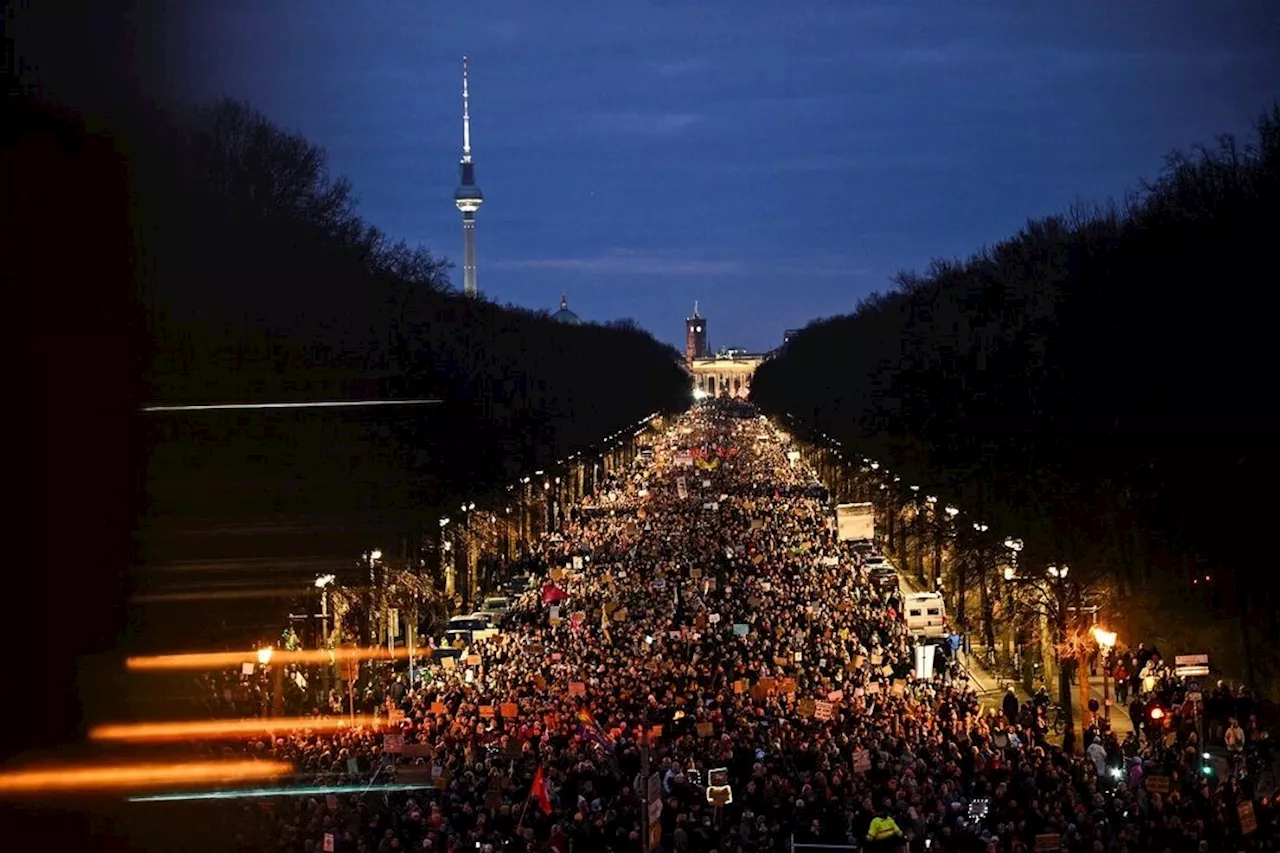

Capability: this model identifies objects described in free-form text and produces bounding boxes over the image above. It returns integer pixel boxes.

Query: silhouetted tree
[755,106,1280,694]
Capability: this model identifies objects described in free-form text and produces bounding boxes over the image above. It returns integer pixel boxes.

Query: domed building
[552,293,581,325]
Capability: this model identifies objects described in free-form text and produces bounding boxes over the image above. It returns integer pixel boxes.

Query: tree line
[132,99,690,505]
[754,107,1280,695]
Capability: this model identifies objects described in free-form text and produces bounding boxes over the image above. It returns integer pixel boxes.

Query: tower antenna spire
[461,56,472,163]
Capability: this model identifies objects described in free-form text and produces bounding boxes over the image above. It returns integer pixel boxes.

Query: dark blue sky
[176,1,1278,353]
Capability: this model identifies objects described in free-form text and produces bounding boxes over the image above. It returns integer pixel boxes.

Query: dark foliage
[754,107,1280,690]
[134,99,690,504]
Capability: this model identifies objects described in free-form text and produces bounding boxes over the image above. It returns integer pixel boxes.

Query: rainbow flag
[575,709,615,753]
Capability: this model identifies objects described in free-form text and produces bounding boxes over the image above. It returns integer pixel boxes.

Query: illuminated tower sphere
[454,56,484,297]
[685,301,708,366]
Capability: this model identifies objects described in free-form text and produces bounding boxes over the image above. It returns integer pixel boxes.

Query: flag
[576,708,616,753]
[531,766,552,815]
[542,584,569,605]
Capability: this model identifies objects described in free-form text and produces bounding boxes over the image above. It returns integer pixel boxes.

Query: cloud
[494,250,743,276]
[491,249,870,279]
[587,112,704,136]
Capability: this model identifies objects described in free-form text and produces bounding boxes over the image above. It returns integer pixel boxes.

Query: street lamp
[1001,538,1025,673]
[256,646,283,717]
[315,574,335,647]
[1047,564,1069,579]
[945,506,960,520]
[314,574,336,706]
[1092,627,1117,725]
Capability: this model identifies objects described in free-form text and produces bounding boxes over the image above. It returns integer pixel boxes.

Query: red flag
[542,584,569,605]
[531,765,552,815]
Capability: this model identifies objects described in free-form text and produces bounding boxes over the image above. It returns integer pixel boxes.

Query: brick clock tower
[685,302,708,367]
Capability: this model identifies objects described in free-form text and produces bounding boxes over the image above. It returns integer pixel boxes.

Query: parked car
[503,576,534,595]
[872,569,900,592]
[444,615,498,646]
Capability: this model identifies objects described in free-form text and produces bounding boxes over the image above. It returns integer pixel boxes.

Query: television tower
[454,56,483,297]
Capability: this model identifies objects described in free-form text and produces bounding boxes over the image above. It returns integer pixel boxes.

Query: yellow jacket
[867,815,903,841]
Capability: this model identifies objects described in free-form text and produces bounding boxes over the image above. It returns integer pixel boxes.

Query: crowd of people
[192,402,1273,852]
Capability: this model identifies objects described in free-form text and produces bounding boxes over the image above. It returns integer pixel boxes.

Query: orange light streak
[0,760,292,794]
[90,716,380,742]
[126,646,415,671]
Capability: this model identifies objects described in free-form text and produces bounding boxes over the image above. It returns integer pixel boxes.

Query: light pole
[924,494,938,588]
[1091,626,1116,727]
[366,549,383,647]
[1046,563,1078,742]
[315,574,336,705]
[965,521,989,652]
[1002,538,1024,667]
[258,646,283,717]
[909,485,923,580]
[938,504,958,596]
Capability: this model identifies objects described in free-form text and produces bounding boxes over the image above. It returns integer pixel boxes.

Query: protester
[182,401,1272,852]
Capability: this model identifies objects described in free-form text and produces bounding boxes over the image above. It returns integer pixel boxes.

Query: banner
[914,643,936,680]
[835,503,875,541]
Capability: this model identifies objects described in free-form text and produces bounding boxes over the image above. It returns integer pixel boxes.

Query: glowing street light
[257,647,273,666]
[945,505,960,519]
[973,522,989,533]
[314,574,336,589]
[369,550,383,562]
[1047,564,1069,579]
[1092,625,1117,724]
[1003,566,1016,582]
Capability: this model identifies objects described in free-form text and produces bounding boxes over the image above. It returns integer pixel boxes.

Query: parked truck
[835,502,875,542]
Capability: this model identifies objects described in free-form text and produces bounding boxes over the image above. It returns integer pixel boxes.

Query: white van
[444,615,499,645]
[903,592,947,639]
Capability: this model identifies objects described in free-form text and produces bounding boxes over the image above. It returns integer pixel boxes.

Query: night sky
[173,1,1278,353]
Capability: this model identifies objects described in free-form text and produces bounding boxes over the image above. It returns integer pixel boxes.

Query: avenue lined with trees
[753,107,1280,701]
